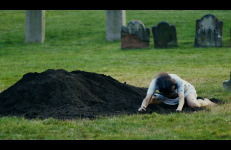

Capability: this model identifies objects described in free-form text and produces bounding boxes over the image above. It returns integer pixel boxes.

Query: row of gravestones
[121,14,223,49]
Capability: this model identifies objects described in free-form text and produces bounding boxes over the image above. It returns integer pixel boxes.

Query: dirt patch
[0,69,224,120]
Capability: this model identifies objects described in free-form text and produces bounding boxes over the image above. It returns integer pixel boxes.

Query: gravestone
[194,14,223,47]
[223,71,231,91]
[25,10,45,43]
[152,21,178,48]
[121,20,150,49]
[106,10,126,41]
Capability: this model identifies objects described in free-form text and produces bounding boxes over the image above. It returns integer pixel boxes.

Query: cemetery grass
[1,10,231,140]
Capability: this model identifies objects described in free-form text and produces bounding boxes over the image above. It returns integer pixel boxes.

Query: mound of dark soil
[0,69,223,120]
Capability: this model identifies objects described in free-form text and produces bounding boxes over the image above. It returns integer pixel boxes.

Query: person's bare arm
[138,78,157,112]
[176,93,184,111]
[138,94,153,111]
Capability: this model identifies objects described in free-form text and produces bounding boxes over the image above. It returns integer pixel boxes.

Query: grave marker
[121,20,150,49]
[25,10,45,43]
[230,29,231,47]
[194,14,223,47]
[106,10,126,41]
[152,21,178,48]
[223,71,231,91]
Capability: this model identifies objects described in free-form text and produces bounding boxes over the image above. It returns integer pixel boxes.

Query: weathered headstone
[152,21,178,48]
[25,10,45,43]
[106,10,126,41]
[230,29,231,47]
[194,14,223,47]
[121,20,150,49]
[223,71,231,91]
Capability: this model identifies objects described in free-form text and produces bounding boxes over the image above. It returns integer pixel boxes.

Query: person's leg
[186,93,217,107]
[149,95,162,105]
[203,98,217,107]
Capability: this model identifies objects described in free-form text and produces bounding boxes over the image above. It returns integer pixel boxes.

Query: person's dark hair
[156,72,177,98]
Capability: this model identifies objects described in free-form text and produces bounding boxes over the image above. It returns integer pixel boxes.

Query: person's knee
[151,95,159,101]
[149,95,161,104]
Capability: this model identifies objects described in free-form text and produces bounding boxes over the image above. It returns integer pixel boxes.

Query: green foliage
[1,10,231,140]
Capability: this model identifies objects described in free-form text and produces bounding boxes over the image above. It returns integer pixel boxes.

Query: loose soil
[0,69,224,120]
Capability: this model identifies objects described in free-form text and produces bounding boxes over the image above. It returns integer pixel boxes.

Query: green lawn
[0,10,231,140]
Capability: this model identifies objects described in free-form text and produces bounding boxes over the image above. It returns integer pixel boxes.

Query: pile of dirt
[0,69,224,120]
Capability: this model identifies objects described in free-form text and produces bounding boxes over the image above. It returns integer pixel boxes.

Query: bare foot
[204,98,217,107]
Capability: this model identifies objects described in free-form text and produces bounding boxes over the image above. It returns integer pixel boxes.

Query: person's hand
[176,109,181,113]
[138,106,146,112]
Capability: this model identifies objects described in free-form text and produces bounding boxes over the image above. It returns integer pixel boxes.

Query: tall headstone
[106,10,126,41]
[152,21,178,48]
[230,29,231,47]
[223,71,231,91]
[25,10,45,44]
[194,14,223,47]
[121,20,150,49]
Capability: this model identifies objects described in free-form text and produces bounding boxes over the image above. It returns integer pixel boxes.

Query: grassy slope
[0,10,231,140]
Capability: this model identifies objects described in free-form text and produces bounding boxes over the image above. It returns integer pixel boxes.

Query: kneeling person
[138,72,217,112]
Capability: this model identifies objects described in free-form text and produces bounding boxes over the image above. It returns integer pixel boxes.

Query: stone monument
[223,71,231,91]
[230,29,231,47]
[25,10,45,44]
[152,21,178,48]
[106,10,126,41]
[121,20,150,49]
[194,14,223,47]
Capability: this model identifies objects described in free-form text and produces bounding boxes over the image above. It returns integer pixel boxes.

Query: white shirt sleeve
[169,74,185,94]
[147,78,158,95]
